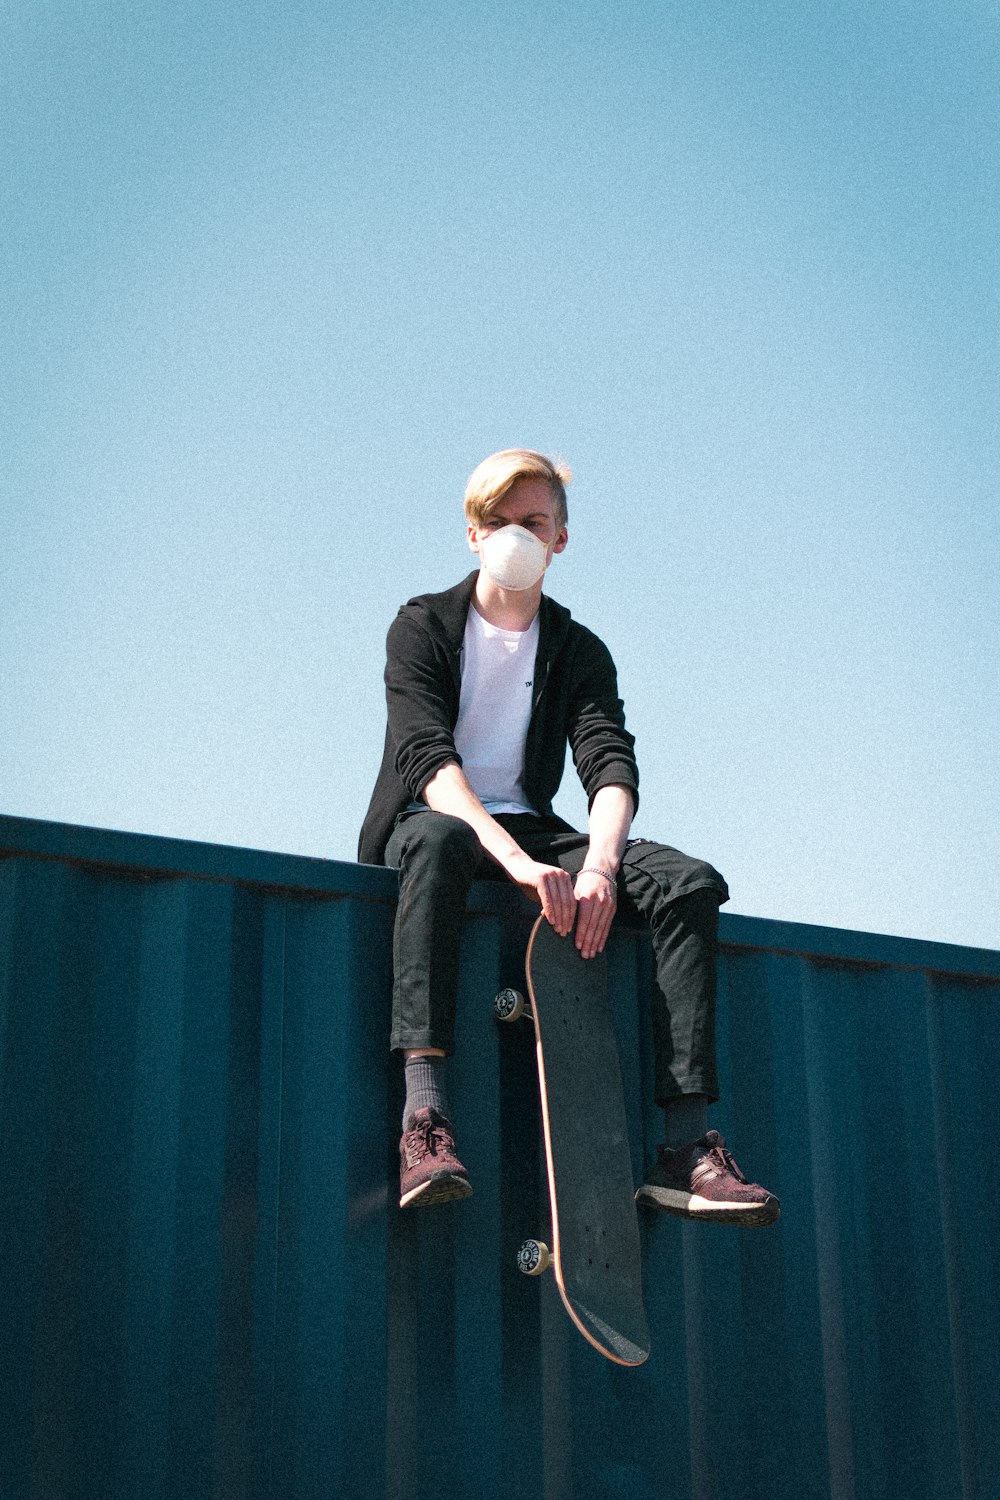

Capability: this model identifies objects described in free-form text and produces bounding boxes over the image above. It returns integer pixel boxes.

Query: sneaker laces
[705,1142,749,1183]
[658,1136,751,1184]
[405,1115,453,1165]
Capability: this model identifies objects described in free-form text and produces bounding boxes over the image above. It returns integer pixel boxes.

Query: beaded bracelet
[579,866,617,886]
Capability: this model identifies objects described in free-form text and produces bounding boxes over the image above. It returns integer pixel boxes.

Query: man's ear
[552,526,568,556]
[467,522,482,555]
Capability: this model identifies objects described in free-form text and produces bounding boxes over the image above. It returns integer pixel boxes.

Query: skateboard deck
[518,913,650,1366]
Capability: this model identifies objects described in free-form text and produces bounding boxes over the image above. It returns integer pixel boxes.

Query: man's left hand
[573,868,618,960]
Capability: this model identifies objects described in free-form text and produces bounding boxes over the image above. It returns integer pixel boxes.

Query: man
[359,449,779,1226]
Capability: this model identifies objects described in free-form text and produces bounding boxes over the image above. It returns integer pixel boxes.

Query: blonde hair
[464,449,571,531]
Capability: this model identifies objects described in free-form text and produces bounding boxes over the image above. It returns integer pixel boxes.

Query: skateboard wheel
[494,987,526,1022]
[517,1239,551,1276]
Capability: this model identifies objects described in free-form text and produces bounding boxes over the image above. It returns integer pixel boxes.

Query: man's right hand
[504,852,577,937]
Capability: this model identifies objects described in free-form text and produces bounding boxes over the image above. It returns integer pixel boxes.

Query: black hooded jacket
[358,572,640,865]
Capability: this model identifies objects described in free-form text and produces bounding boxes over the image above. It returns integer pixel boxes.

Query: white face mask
[478,524,549,591]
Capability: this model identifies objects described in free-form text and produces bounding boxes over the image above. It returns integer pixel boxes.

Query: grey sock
[662,1094,709,1150]
[403,1056,449,1130]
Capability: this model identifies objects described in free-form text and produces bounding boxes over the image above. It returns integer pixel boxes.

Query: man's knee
[682,861,727,897]
[391,811,482,875]
[625,842,725,894]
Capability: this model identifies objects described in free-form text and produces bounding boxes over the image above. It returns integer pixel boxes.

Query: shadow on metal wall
[1,814,999,1500]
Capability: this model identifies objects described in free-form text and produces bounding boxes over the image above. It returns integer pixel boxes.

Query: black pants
[384,810,729,1105]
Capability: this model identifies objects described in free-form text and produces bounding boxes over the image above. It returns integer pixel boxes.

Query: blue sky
[3,1,998,949]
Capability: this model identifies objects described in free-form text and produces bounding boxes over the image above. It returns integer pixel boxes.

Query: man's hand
[573,868,618,959]
[570,783,632,959]
[505,852,577,937]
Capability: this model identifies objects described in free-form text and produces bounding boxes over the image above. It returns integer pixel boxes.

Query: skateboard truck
[493,986,530,1023]
[517,1238,551,1276]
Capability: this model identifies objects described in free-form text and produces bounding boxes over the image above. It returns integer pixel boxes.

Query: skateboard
[495,913,650,1366]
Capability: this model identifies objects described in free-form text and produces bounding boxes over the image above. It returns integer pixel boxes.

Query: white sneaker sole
[635,1183,779,1227]
[400,1172,473,1209]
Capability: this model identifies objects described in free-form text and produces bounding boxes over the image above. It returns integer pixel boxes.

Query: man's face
[466,476,568,564]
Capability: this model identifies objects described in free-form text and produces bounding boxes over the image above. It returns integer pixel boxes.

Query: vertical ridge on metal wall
[924,971,1000,1500]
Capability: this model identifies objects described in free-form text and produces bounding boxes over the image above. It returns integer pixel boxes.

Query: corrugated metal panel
[1,812,998,1500]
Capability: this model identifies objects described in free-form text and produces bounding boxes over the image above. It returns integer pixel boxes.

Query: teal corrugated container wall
[2,814,999,1500]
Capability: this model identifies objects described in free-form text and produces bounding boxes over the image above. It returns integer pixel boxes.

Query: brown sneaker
[635,1130,780,1227]
[399,1107,473,1208]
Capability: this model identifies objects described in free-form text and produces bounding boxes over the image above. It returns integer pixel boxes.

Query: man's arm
[422,761,577,937]
[565,632,639,816]
[384,612,464,799]
[559,632,638,957]
[573,783,635,959]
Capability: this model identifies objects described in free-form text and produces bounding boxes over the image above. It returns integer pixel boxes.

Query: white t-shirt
[453,606,540,815]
